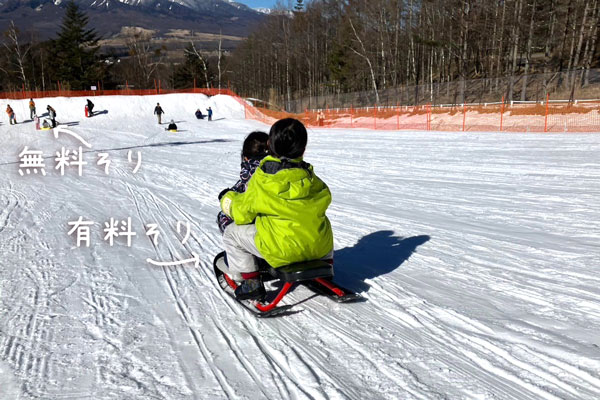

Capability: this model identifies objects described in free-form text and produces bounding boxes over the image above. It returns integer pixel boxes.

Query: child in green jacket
[219,118,334,300]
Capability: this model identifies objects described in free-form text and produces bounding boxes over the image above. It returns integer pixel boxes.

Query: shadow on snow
[333,231,430,293]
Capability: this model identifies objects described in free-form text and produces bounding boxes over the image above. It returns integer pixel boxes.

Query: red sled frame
[214,252,361,314]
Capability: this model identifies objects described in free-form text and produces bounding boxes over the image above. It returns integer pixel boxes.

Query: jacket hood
[257,155,315,200]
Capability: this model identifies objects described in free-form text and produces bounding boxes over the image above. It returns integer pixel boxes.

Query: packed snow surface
[0,93,599,399]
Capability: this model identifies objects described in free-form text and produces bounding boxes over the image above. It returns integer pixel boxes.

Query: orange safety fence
[3,87,599,133]
[244,99,600,133]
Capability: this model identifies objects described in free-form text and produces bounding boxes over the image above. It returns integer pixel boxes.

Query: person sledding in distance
[195,109,204,119]
[6,104,16,125]
[86,99,94,117]
[218,118,333,300]
[154,103,164,124]
[29,99,36,120]
[47,105,57,127]
[166,120,178,132]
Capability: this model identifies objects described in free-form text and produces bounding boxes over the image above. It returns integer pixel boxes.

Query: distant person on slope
[195,109,204,119]
[216,131,269,235]
[29,98,36,120]
[86,99,94,116]
[6,105,16,125]
[47,105,57,128]
[166,120,178,131]
[206,106,213,121]
[218,118,333,300]
[154,103,164,124]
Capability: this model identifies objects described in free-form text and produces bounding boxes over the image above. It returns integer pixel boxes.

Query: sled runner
[213,251,363,317]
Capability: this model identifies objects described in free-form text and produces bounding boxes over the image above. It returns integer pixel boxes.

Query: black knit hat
[268,118,307,159]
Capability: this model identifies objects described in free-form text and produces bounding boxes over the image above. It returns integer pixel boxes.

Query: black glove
[218,188,231,200]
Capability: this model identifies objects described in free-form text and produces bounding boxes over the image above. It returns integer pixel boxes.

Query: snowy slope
[0,93,599,399]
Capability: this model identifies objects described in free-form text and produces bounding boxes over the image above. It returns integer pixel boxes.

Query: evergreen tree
[293,0,304,12]
[50,1,102,89]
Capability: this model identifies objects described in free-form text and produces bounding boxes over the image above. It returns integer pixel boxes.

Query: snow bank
[1,93,245,124]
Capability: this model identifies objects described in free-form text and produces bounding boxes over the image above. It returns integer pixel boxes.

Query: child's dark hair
[242,131,269,160]
[268,118,307,159]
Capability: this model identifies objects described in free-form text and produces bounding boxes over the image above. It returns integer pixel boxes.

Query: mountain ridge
[0,0,266,39]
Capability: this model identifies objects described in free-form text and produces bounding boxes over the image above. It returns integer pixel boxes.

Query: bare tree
[2,21,31,89]
[186,41,210,88]
[125,29,165,88]
[348,15,379,104]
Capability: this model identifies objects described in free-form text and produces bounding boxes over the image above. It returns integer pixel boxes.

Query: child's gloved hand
[218,188,231,200]
[220,192,234,217]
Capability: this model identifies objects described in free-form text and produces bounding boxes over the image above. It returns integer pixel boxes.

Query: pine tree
[50,1,102,90]
[294,0,304,12]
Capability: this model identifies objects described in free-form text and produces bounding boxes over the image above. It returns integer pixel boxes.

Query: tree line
[0,1,225,93]
[2,0,599,109]
[228,0,600,108]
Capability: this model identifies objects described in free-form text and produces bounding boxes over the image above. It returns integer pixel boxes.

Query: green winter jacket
[220,155,333,267]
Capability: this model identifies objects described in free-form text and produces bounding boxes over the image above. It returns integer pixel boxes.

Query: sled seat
[264,260,333,283]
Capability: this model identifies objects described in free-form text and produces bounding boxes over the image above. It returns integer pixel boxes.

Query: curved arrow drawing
[146,252,199,267]
[53,126,92,148]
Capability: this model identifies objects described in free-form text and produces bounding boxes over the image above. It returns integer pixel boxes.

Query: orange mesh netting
[243,101,600,133]
[2,87,598,133]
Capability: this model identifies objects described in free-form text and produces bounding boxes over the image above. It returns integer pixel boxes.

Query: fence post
[193,78,196,90]
[374,105,377,130]
[544,93,549,133]
[427,103,431,131]
[350,105,354,128]
[500,95,504,132]
[462,103,466,132]
[397,103,400,130]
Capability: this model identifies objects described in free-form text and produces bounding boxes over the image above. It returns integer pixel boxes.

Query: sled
[213,251,363,317]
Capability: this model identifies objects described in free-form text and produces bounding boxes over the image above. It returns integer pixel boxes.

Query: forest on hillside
[228,0,600,109]
[1,0,599,110]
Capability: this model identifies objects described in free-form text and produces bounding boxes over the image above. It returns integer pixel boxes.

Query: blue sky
[235,0,280,9]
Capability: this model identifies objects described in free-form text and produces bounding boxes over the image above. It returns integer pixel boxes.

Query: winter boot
[214,252,242,281]
[235,277,265,301]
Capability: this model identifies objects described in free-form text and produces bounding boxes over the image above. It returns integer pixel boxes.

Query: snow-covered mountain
[0,0,266,38]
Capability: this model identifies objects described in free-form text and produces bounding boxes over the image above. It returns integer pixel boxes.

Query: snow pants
[222,223,334,275]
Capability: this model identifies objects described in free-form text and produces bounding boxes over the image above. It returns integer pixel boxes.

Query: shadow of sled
[89,110,108,116]
[333,231,431,293]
